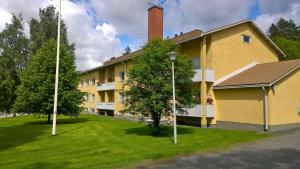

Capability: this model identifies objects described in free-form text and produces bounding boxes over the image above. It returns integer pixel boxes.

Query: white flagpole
[52,0,61,136]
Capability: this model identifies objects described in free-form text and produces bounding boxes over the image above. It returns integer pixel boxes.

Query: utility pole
[52,0,61,136]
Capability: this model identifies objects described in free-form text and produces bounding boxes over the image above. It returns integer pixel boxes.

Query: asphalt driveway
[139,128,300,169]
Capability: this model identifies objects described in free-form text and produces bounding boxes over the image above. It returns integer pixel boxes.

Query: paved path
[140,129,300,169]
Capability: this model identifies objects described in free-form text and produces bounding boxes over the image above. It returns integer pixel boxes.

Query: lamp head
[168,52,177,61]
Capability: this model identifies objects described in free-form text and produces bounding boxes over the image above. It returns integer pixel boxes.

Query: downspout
[262,87,268,131]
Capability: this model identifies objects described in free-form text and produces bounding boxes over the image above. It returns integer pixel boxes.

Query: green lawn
[0,114,268,169]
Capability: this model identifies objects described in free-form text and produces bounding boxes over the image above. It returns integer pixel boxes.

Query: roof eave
[249,21,286,58]
[270,64,300,86]
[213,83,271,89]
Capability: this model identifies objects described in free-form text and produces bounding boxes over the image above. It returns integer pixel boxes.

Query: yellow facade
[210,23,279,79]
[214,88,264,125]
[79,21,299,130]
[269,68,300,125]
[79,70,99,113]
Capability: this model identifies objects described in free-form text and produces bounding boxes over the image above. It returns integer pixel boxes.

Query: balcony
[206,104,215,117]
[192,69,215,82]
[178,104,215,117]
[96,102,114,110]
[97,82,115,91]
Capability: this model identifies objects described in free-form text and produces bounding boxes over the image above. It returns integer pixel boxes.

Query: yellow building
[79,6,300,132]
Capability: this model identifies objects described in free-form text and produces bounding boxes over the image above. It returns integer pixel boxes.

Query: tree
[13,40,84,124]
[0,59,15,115]
[271,37,300,60]
[123,39,195,134]
[267,18,300,60]
[268,18,300,40]
[0,14,29,115]
[29,6,74,55]
[123,45,131,55]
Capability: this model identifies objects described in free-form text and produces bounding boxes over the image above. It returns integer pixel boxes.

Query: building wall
[180,39,201,59]
[79,23,283,127]
[210,23,279,80]
[114,62,128,113]
[79,70,99,112]
[269,68,300,125]
[214,88,264,125]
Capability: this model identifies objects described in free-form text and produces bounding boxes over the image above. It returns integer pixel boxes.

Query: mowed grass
[0,114,269,169]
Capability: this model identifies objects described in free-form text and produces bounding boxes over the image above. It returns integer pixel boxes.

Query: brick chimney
[148,5,163,41]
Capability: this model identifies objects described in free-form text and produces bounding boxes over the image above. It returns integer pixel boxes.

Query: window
[119,71,125,81]
[81,80,84,87]
[119,93,125,103]
[191,57,201,69]
[91,109,95,114]
[92,94,95,102]
[84,95,88,102]
[91,78,96,86]
[242,35,251,43]
[86,79,89,87]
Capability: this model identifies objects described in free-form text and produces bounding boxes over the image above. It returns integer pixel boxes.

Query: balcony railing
[192,69,215,82]
[97,82,115,91]
[96,102,114,110]
[206,104,215,117]
[178,104,215,117]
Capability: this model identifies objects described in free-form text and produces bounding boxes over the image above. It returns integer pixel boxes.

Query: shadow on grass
[0,124,47,151]
[0,117,89,151]
[125,125,195,137]
[25,117,89,125]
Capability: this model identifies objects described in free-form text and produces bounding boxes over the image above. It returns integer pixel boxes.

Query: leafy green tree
[29,6,74,55]
[0,59,15,115]
[123,39,195,134]
[0,14,29,115]
[13,40,84,124]
[272,36,300,60]
[268,18,300,40]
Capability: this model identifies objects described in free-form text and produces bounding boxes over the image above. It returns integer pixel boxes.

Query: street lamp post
[168,52,177,144]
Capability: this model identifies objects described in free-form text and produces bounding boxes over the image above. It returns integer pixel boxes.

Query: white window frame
[242,34,251,44]
[91,78,96,86]
[119,71,125,81]
[86,78,89,87]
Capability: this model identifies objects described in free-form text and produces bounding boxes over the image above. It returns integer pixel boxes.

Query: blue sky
[0,0,299,70]
[249,0,261,19]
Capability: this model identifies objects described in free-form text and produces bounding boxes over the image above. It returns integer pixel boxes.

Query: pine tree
[267,18,300,60]
[268,18,300,40]
[123,45,131,55]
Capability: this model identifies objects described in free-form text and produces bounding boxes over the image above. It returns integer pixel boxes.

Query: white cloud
[255,0,300,31]
[0,0,122,71]
[0,0,298,70]
[0,7,11,31]
[60,0,121,70]
[163,0,254,35]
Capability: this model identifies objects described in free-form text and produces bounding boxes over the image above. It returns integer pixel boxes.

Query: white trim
[270,65,300,86]
[262,87,268,131]
[177,20,286,58]
[214,62,258,85]
[250,21,286,57]
[80,20,286,74]
[202,20,251,36]
[213,83,270,89]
